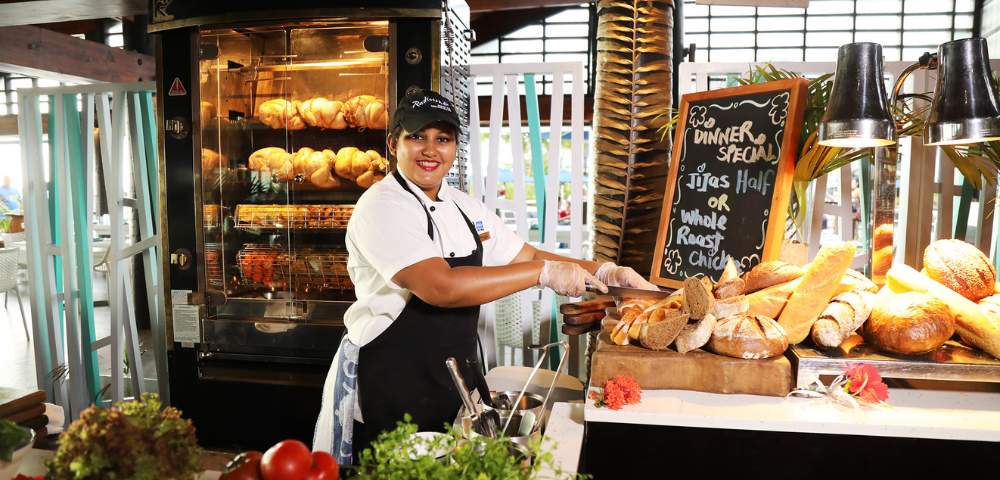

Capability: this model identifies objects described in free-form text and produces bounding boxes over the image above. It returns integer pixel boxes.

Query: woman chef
[314,90,656,463]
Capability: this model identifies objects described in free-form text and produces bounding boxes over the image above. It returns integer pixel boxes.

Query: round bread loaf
[708,314,788,359]
[865,291,954,355]
[978,294,1000,318]
[743,261,805,293]
[923,239,996,301]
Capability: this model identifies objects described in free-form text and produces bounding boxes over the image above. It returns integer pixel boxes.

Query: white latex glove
[595,262,658,290]
[538,261,607,297]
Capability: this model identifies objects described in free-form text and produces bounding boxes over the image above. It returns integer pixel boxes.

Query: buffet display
[582,236,1000,396]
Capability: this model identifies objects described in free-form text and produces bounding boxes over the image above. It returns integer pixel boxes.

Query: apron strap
[392,169,435,240]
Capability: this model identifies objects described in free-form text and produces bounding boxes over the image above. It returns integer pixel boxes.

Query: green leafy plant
[0,419,31,463]
[353,415,587,479]
[46,393,201,480]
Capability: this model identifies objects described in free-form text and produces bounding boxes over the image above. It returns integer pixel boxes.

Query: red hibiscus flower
[844,363,889,403]
[591,374,642,410]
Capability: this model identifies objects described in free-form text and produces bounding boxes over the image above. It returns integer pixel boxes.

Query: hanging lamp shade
[818,42,897,148]
[925,37,1000,145]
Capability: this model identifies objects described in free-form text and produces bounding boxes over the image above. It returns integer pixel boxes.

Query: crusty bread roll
[682,277,714,320]
[711,295,748,319]
[923,239,996,302]
[978,294,1000,318]
[714,278,745,300]
[708,314,789,360]
[887,264,1000,359]
[744,261,805,293]
[865,291,954,355]
[779,242,856,344]
[810,289,876,348]
[675,313,717,354]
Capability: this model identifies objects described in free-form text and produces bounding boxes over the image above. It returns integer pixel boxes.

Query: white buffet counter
[583,387,1000,442]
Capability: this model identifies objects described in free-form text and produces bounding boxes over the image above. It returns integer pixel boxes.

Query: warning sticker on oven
[168,77,187,96]
[172,304,200,344]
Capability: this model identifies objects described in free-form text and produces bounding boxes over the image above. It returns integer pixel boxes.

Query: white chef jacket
[343,170,526,347]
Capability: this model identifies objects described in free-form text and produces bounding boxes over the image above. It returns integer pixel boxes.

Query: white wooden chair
[0,246,28,340]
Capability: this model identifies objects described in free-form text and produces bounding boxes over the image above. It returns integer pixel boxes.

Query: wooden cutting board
[590,331,793,397]
[0,387,45,418]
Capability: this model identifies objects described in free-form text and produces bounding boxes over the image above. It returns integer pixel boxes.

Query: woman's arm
[508,243,601,274]
[392,257,545,308]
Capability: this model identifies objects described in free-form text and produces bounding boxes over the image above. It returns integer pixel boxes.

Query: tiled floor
[0,275,158,397]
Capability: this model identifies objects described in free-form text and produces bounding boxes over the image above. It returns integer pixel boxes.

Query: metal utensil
[500,341,570,435]
[446,357,496,438]
[465,357,495,407]
[465,357,503,436]
[587,284,672,300]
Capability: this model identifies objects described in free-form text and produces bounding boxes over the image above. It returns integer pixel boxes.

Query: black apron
[353,170,483,455]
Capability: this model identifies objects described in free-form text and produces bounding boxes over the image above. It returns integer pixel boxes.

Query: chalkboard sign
[650,79,808,288]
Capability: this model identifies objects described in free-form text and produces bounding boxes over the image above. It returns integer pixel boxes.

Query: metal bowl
[485,390,544,422]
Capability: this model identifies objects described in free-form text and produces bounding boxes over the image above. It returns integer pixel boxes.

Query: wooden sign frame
[650,78,808,289]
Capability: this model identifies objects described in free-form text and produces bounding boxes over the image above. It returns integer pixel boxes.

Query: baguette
[778,242,857,344]
[887,264,1000,359]
[674,313,717,354]
[810,289,876,348]
[746,279,797,318]
[747,270,870,319]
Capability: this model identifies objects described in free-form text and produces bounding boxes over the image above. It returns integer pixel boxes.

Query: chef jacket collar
[395,168,449,204]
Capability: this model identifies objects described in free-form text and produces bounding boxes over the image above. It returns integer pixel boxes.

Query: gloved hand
[538,261,607,297]
[595,262,658,290]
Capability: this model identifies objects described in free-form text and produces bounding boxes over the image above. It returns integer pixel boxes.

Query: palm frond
[592,0,673,276]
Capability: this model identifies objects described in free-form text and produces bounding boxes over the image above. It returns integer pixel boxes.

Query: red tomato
[261,440,312,480]
[303,451,338,480]
[220,450,263,480]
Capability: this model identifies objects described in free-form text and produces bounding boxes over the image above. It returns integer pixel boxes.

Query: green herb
[46,393,202,480]
[353,415,588,479]
[0,419,31,462]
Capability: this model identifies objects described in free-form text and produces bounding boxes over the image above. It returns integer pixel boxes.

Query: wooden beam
[0,25,154,83]
[472,7,570,47]
[477,93,593,125]
[0,113,48,136]
[0,0,145,28]
[469,0,592,13]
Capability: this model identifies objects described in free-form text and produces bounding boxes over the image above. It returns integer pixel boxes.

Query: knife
[586,284,674,300]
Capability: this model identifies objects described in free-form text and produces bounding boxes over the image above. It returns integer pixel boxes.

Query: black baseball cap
[390,89,461,133]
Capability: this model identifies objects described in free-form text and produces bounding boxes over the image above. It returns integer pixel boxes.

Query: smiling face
[388,121,457,200]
